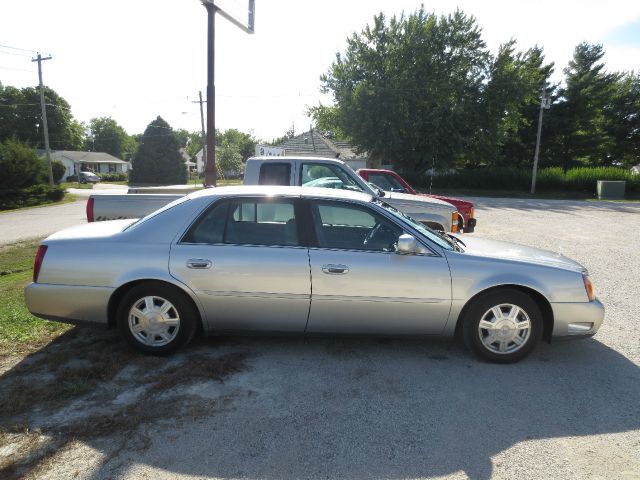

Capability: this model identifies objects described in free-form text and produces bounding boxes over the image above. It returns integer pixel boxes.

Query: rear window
[124,196,190,231]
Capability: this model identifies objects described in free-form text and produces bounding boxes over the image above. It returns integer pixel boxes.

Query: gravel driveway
[1,197,639,480]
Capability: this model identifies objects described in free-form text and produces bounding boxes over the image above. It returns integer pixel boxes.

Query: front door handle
[322,264,349,275]
[187,259,212,269]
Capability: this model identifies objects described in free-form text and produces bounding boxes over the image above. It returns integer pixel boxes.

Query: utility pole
[192,91,207,184]
[531,84,551,194]
[32,53,53,186]
[203,1,217,187]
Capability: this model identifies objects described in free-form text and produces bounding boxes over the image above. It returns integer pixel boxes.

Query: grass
[422,188,640,201]
[0,241,70,356]
[59,182,93,190]
[0,193,78,215]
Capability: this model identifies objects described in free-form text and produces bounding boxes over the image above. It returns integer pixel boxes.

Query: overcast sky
[1,0,639,142]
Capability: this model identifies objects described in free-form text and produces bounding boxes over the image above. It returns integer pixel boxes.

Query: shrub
[0,185,65,210]
[51,160,66,184]
[0,139,46,189]
[98,172,128,182]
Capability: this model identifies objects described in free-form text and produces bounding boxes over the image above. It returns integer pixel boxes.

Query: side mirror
[397,234,418,254]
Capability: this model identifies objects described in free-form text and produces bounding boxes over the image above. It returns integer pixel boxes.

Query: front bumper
[25,283,112,325]
[551,298,605,338]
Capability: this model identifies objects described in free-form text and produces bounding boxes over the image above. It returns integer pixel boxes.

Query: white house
[46,151,130,180]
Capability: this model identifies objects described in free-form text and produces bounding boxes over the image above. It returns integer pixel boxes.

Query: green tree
[0,138,46,189]
[175,129,203,162]
[86,117,135,159]
[318,8,489,172]
[551,43,618,170]
[51,160,66,184]
[0,83,83,150]
[218,128,256,161]
[605,72,640,167]
[217,141,243,175]
[130,116,187,185]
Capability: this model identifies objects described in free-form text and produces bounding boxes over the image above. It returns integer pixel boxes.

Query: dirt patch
[0,329,249,479]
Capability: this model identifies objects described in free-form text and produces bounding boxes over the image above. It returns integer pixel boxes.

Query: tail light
[33,245,48,283]
[451,212,458,233]
[583,274,595,301]
[86,197,95,222]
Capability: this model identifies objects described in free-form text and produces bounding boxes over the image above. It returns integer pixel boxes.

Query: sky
[1,0,640,143]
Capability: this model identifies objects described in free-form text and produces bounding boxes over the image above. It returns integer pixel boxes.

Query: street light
[198,0,255,187]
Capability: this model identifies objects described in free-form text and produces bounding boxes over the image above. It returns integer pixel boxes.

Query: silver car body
[26,187,604,341]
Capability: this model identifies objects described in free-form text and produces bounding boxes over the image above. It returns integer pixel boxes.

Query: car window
[300,163,363,192]
[310,200,402,252]
[258,163,290,185]
[368,173,406,192]
[226,199,298,246]
[183,198,299,247]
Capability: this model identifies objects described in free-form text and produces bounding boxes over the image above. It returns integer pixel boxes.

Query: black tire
[461,289,543,363]
[116,282,199,355]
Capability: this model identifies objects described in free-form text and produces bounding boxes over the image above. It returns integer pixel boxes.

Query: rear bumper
[551,298,605,338]
[25,283,112,325]
[464,217,476,233]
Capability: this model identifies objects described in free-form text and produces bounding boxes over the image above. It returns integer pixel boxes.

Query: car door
[305,199,452,335]
[169,196,311,332]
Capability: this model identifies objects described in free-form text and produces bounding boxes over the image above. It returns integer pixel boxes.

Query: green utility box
[597,180,626,200]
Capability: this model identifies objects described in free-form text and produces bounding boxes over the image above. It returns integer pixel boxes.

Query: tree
[551,43,618,170]
[0,138,46,189]
[175,129,203,162]
[605,72,640,167]
[129,117,187,185]
[86,117,136,159]
[51,160,66,184]
[0,83,83,150]
[318,8,489,172]
[217,128,256,161]
[217,141,243,175]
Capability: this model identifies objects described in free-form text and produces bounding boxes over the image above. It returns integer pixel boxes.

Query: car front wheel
[462,289,543,363]
[116,282,198,355]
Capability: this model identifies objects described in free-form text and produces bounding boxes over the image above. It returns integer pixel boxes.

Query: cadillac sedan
[25,187,604,363]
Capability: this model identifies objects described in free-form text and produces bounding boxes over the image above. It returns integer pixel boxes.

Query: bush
[0,185,65,210]
[51,160,66,184]
[0,139,46,189]
[414,166,640,194]
[98,172,128,182]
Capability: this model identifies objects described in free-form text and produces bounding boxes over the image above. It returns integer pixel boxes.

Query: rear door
[169,196,311,332]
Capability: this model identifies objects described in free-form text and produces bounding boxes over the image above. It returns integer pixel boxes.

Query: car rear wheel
[462,289,543,363]
[117,282,198,355]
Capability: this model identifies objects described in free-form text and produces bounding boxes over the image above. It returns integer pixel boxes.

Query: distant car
[25,186,604,363]
[358,169,476,233]
[79,171,100,184]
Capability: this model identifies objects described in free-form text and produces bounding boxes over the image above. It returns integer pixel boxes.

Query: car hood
[456,235,587,273]
[384,191,455,209]
[45,219,137,241]
[423,193,472,209]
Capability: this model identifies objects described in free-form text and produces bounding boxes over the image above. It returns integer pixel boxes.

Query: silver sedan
[25,186,604,363]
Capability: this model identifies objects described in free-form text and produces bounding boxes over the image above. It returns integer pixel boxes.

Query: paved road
[3,195,638,480]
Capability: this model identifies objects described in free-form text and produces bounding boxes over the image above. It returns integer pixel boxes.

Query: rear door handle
[187,259,212,269]
[322,264,349,275]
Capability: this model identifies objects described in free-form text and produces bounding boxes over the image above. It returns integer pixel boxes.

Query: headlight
[583,274,595,301]
[451,212,458,233]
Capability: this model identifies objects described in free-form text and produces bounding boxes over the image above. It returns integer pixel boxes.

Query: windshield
[124,196,190,231]
[374,199,454,251]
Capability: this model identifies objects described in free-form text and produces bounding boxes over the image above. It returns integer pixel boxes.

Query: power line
[0,50,33,58]
[0,44,46,54]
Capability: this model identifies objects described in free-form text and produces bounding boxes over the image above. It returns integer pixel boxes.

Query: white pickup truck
[87,156,459,232]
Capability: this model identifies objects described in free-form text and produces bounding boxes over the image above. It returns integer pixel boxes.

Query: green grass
[0,193,78,215]
[60,182,93,189]
[0,241,70,356]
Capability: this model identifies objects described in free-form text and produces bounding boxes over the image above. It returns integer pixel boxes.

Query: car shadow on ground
[1,331,639,479]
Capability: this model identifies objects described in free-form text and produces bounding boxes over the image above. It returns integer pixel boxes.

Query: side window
[300,163,363,192]
[311,201,402,252]
[225,199,298,246]
[259,163,290,185]
[368,173,406,192]
[182,200,229,244]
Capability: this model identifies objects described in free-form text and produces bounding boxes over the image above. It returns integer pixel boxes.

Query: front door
[170,197,311,332]
[305,199,452,335]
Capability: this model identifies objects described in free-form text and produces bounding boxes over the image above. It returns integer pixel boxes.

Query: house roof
[44,150,129,164]
[276,131,368,160]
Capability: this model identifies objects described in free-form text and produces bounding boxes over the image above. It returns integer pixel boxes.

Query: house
[275,130,370,170]
[43,151,130,181]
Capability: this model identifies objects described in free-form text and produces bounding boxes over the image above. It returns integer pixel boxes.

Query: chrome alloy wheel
[128,296,181,347]
[478,303,531,355]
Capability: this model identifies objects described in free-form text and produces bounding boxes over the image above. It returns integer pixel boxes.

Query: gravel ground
[3,197,640,480]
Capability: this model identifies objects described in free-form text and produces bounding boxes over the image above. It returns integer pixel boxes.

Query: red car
[357,169,476,233]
